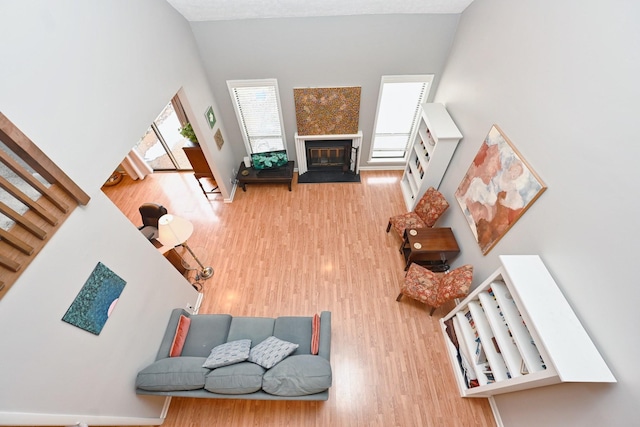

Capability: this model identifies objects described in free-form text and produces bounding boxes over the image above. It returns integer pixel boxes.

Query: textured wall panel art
[294,87,361,135]
[214,129,224,150]
[455,125,546,255]
[62,262,126,335]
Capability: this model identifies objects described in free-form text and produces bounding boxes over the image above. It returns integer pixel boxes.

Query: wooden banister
[0,111,88,298]
[0,113,90,206]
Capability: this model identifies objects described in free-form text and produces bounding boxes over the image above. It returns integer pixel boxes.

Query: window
[133,98,193,171]
[227,79,286,154]
[370,75,433,161]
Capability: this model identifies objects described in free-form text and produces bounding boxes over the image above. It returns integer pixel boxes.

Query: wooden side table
[236,161,294,191]
[401,227,460,271]
[152,239,189,275]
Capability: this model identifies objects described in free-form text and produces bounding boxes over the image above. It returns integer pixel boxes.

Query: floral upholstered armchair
[396,263,473,316]
[386,187,449,238]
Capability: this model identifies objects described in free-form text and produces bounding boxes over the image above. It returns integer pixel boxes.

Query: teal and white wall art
[62,262,126,335]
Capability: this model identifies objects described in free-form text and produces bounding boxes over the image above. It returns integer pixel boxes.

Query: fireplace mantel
[295,131,362,175]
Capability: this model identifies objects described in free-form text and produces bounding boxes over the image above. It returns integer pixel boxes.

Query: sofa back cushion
[181,314,233,357]
[227,317,275,345]
[273,316,313,355]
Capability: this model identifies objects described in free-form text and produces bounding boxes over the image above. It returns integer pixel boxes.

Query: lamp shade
[157,214,194,247]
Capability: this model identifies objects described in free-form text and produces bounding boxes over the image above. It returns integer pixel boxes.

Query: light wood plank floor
[101,171,496,427]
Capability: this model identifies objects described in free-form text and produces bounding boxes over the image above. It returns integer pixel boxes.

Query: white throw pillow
[202,339,251,369]
[248,336,299,369]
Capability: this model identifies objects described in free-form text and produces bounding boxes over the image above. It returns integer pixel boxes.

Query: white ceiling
[166,0,475,21]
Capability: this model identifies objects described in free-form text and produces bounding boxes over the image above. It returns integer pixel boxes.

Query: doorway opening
[134,97,193,171]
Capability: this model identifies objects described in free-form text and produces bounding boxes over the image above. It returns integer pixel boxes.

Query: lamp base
[200,266,214,279]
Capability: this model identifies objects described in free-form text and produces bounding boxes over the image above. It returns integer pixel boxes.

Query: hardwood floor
[102,171,496,427]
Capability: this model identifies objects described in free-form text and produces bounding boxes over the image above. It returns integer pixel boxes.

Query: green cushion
[262,355,332,396]
[204,362,265,394]
[136,357,209,391]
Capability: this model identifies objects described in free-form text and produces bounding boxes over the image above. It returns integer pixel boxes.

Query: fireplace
[294,131,362,176]
[306,140,352,172]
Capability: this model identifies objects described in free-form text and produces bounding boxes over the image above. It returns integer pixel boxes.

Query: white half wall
[434,0,640,425]
[0,0,222,423]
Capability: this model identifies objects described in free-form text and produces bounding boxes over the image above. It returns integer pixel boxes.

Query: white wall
[189,14,460,169]
[434,0,640,425]
[0,1,218,424]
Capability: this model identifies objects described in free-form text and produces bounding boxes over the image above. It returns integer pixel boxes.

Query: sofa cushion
[248,336,299,369]
[262,355,332,396]
[227,317,275,345]
[273,316,313,355]
[202,339,251,369]
[181,314,232,358]
[169,315,191,357]
[136,357,209,391]
[204,362,265,394]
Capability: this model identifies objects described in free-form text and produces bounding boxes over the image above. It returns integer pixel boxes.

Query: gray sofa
[136,308,332,400]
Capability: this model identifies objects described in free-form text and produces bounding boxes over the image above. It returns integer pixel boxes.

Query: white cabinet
[440,255,615,398]
[400,103,462,211]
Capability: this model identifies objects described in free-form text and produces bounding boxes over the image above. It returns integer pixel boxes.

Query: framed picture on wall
[455,124,546,255]
[61,262,126,335]
[205,106,216,129]
[214,129,224,150]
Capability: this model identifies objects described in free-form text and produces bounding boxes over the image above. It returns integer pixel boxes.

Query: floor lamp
[158,214,214,279]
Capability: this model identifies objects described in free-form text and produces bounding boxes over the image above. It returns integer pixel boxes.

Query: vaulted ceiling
[166,0,474,21]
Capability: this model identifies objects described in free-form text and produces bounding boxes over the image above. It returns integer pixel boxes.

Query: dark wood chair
[182,146,221,197]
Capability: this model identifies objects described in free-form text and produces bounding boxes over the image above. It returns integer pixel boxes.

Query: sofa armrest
[318,311,331,361]
[155,308,191,360]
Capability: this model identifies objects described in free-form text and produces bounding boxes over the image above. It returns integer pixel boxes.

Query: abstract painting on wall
[293,87,361,135]
[62,262,126,335]
[455,125,546,255]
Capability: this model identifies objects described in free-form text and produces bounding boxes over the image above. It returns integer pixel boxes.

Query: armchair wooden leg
[386,221,392,233]
[429,306,437,316]
[396,293,403,302]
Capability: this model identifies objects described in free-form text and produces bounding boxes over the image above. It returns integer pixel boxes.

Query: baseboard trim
[224,182,237,203]
[358,165,405,171]
[488,397,504,427]
[194,292,204,313]
[160,396,172,419]
[0,411,164,426]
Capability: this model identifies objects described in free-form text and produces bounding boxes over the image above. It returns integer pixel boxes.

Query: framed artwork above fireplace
[293,87,361,135]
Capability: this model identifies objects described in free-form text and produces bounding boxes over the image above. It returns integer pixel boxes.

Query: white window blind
[370,75,433,160]
[227,79,286,154]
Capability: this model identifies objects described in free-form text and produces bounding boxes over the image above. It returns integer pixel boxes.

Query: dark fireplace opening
[306,139,352,172]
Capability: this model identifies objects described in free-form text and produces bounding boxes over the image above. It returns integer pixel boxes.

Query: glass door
[134,101,192,171]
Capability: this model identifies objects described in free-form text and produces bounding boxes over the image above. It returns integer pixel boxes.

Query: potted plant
[179,123,199,145]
